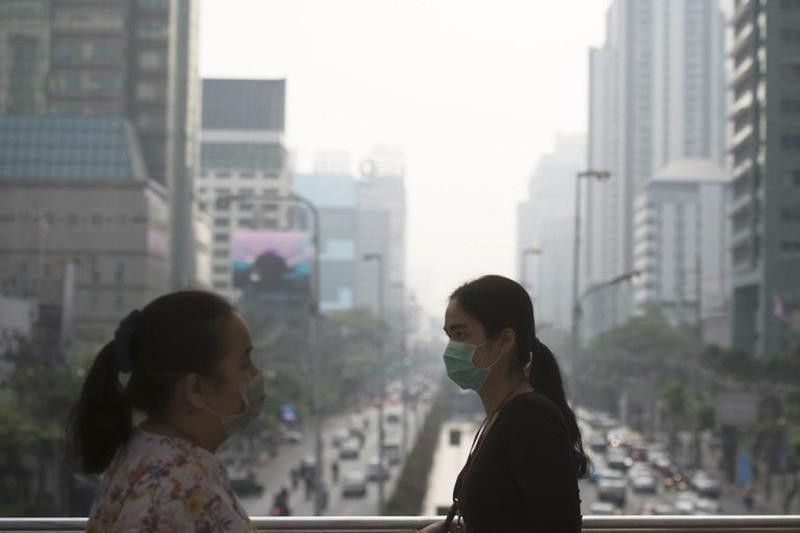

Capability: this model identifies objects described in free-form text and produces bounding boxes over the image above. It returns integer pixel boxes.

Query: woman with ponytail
[68,291,263,532]
[419,275,588,533]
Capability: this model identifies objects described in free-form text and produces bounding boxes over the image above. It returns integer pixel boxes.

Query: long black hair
[67,290,235,474]
[450,274,590,478]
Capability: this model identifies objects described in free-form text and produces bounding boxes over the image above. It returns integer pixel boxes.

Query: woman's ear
[182,373,208,410]
[500,328,517,356]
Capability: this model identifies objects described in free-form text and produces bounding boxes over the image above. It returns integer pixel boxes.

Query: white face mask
[205,371,266,437]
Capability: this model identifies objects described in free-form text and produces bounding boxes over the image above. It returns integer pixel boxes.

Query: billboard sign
[231,229,313,290]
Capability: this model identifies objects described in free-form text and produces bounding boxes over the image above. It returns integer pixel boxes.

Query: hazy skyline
[200,0,611,318]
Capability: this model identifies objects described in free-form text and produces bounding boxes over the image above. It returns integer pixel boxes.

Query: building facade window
[781,240,800,253]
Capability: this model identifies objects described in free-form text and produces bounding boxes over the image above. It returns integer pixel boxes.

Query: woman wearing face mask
[68,291,263,532]
[419,275,589,533]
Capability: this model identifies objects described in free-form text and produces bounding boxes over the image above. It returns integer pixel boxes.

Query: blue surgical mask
[442,340,504,392]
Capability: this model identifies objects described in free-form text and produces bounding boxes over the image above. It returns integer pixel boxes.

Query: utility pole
[216,192,323,514]
[363,253,386,514]
[571,170,610,358]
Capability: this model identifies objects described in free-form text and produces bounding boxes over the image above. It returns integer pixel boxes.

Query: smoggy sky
[200,0,613,319]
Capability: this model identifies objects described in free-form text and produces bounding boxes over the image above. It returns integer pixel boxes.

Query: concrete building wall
[0,180,170,349]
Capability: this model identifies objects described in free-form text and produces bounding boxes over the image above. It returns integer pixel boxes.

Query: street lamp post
[571,170,610,358]
[521,247,542,304]
[215,193,324,515]
[389,281,410,459]
[574,270,641,356]
[363,252,386,515]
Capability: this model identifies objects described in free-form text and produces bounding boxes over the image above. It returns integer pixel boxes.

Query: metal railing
[1,516,800,532]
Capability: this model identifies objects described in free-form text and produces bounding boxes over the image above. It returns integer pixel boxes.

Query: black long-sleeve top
[453,391,583,533]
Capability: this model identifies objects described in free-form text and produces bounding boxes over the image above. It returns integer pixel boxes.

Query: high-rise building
[0,115,172,350]
[633,159,729,331]
[0,0,202,289]
[293,173,358,313]
[196,78,292,299]
[516,134,585,331]
[729,0,800,356]
[356,148,407,324]
[314,151,352,176]
[585,0,727,339]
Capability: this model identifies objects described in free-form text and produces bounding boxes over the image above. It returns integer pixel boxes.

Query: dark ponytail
[450,275,591,479]
[529,336,590,478]
[68,340,133,474]
[67,290,235,474]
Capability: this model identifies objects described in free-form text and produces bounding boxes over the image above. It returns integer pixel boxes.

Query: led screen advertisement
[231,229,313,291]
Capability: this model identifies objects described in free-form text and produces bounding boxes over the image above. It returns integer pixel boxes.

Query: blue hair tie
[114,309,141,374]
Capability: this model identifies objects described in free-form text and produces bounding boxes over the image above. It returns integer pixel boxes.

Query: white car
[367,457,390,482]
[598,479,627,506]
[631,475,658,494]
[341,471,368,498]
[339,439,361,460]
[382,442,402,465]
[691,474,721,499]
[331,429,349,448]
[694,498,721,514]
[589,501,620,515]
[675,492,696,514]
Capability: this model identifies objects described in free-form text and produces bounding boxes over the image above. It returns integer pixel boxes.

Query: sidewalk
[720,476,800,515]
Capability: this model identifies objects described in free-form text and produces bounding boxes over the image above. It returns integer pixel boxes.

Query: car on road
[299,456,317,478]
[590,465,623,485]
[280,428,303,444]
[631,475,658,494]
[649,451,673,474]
[598,479,627,507]
[229,471,264,498]
[386,408,401,424]
[694,498,722,514]
[589,435,608,454]
[366,457,390,482]
[332,429,349,448]
[649,503,677,515]
[339,439,361,460]
[627,463,653,478]
[341,471,368,498]
[606,451,633,472]
[675,492,696,514]
[382,442,402,466]
[588,501,621,515]
[691,473,721,499]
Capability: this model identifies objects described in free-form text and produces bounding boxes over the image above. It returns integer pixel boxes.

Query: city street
[419,406,791,519]
[237,396,433,516]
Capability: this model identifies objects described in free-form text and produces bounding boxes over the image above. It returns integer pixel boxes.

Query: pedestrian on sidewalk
[744,485,755,511]
[784,469,800,514]
[271,487,291,516]
[418,275,587,533]
[331,461,340,484]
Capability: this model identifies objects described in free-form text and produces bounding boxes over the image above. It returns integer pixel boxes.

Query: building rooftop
[0,115,146,181]
[652,158,728,184]
[202,79,286,132]
[293,173,357,209]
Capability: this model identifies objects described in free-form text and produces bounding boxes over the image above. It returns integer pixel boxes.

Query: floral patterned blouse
[87,428,256,532]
